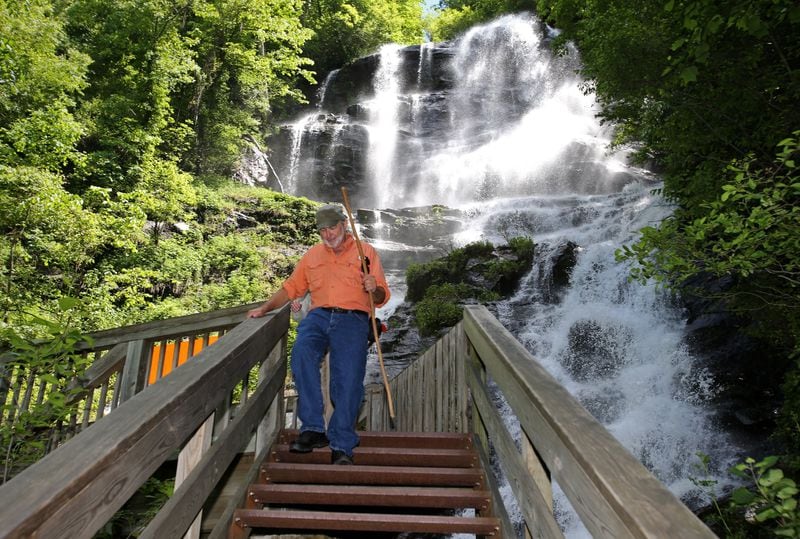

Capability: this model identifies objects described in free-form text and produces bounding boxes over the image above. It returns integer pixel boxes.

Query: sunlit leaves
[617,132,800,319]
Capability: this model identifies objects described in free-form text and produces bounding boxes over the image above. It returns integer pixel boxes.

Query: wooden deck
[0,304,718,539]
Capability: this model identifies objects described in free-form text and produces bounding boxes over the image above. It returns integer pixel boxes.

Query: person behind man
[247,204,390,465]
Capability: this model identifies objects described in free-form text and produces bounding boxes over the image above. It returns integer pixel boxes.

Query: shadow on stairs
[228,429,502,539]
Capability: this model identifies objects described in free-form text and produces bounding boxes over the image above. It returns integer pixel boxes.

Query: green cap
[315,204,346,230]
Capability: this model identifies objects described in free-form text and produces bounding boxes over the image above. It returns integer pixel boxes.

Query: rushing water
[275,12,743,535]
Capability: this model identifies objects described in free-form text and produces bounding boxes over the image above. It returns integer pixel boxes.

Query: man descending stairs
[228,429,502,538]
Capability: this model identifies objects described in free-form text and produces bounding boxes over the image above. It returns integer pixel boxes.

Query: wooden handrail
[365,306,715,538]
[462,305,715,538]
[0,306,290,539]
[76,302,262,351]
[1,303,264,461]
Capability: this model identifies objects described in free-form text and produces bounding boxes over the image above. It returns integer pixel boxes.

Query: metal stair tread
[233,508,501,535]
[249,483,492,509]
[260,461,485,487]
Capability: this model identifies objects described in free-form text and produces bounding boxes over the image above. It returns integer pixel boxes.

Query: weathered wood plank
[463,306,715,539]
[77,302,261,351]
[466,361,563,538]
[472,432,517,537]
[139,356,286,539]
[0,307,290,539]
[68,343,126,398]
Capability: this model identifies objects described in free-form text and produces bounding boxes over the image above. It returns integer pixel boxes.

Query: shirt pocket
[306,260,327,293]
[341,258,364,289]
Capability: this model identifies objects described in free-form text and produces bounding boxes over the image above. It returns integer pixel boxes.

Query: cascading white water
[367,44,404,208]
[277,11,743,535]
[455,187,741,536]
[286,114,316,191]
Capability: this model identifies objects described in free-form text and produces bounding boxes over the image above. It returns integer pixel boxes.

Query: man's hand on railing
[247,288,290,318]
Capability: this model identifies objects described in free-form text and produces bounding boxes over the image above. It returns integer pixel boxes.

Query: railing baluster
[5,368,25,426]
[34,377,47,407]
[120,339,149,403]
[81,388,94,429]
[171,338,181,371]
[175,413,214,539]
[96,382,109,419]
[153,340,167,383]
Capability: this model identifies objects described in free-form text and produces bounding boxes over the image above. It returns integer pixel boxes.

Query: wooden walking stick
[340,187,396,426]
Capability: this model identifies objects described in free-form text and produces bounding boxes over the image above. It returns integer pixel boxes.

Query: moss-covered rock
[405,237,534,335]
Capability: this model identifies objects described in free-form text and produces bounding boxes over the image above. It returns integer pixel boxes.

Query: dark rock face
[551,241,579,289]
[358,206,464,248]
[320,45,457,114]
[259,42,462,208]
[560,319,633,382]
[681,274,787,448]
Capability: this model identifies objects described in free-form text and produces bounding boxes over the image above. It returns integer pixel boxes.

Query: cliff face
[258,43,459,206]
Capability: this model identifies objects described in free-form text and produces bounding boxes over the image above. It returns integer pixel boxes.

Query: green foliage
[426,6,483,41]
[94,476,174,538]
[407,238,530,334]
[415,282,496,336]
[777,363,800,464]
[693,453,800,537]
[406,240,493,302]
[133,159,198,242]
[426,0,529,40]
[0,0,90,174]
[0,299,92,482]
[617,133,800,354]
[301,0,424,75]
[729,457,800,537]
[415,291,464,336]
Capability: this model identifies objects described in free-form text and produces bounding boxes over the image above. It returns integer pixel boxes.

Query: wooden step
[270,444,479,467]
[249,484,492,510]
[233,509,501,536]
[278,429,473,449]
[230,430,502,538]
[260,462,485,487]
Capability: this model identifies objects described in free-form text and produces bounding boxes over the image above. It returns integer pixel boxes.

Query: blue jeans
[291,308,370,455]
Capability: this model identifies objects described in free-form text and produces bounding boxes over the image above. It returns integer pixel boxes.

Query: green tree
[0,0,90,173]
[301,0,423,75]
[176,0,314,178]
[64,0,200,191]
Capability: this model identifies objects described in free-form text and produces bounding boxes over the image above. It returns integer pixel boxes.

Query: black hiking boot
[331,450,354,465]
[290,430,329,453]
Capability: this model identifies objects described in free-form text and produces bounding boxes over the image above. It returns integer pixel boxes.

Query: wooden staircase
[228,429,502,538]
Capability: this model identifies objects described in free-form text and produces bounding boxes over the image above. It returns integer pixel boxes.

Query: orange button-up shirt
[282,234,390,312]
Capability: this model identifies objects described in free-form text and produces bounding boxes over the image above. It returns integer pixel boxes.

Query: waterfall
[286,114,316,191]
[316,69,339,110]
[367,44,404,208]
[270,11,745,535]
[417,41,434,88]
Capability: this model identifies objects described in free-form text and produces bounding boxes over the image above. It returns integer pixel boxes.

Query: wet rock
[681,273,787,441]
[551,241,579,289]
[561,319,632,382]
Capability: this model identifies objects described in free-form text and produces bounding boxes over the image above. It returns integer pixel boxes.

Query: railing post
[467,341,490,453]
[119,339,150,403]
[256,335,287,455]
[175,413,214,539]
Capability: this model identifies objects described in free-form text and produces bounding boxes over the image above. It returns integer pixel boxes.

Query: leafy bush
[0,299,91,482]
[407,238,529,335]
[414,283,471,336]
[695,453,800,538]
